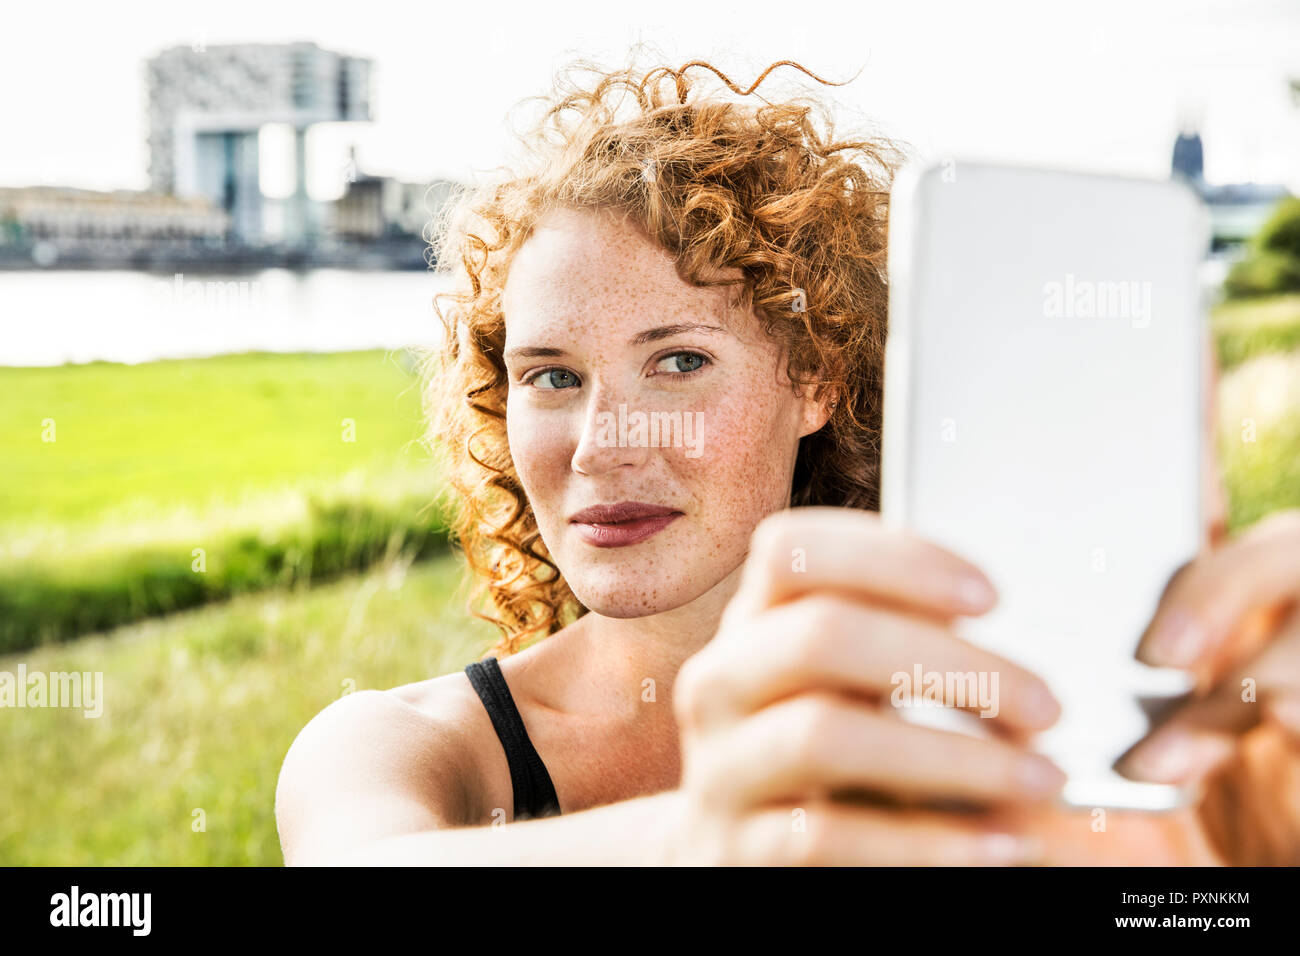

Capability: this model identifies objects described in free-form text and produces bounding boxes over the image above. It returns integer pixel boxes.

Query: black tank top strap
[464,656,562,821]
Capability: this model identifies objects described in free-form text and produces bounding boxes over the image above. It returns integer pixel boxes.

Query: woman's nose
[570,390,652,477]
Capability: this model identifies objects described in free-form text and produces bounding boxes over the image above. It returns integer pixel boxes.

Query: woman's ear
[796,382,837,439]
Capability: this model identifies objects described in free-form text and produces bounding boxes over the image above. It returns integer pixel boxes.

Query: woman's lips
[568,502,683,549]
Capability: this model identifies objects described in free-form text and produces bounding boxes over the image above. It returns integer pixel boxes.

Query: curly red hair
[419,52,905,656]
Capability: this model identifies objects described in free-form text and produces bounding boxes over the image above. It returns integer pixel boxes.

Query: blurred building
[0,187,228,242]
[332,154,457,241]
[1172,129,1291,246]
[1,42,450,269]
[146,42,372,244]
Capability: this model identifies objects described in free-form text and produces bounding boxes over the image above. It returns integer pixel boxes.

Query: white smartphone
[880,160,1211,811]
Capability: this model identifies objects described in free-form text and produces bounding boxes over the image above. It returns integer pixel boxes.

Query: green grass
[1216,347,1300,529]
[1222,415,1300,529]
[0,350,429,526]
[0,484,452,652]
[0,351,452,649]
[1212,293,1300,371]
[1208,295,1300,529]
[0,551,493,866]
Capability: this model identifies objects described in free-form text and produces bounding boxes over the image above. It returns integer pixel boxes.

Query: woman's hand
[1013,336,1300,866]
[1115,508,1300,865]
[1011,508,1300,866]
[663,507,1068,865]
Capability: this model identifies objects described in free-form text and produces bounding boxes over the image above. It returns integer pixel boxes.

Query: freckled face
[501,206,827,618]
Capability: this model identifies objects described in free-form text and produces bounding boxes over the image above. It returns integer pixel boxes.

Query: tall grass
[0,350,450,649]
[0,552,490,865]
[1213,294,1300,371]
[1216,348,1300,529]
[0,470,453,652]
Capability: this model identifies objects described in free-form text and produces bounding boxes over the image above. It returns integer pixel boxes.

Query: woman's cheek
[507,405,570,506]
[688,392,800,530]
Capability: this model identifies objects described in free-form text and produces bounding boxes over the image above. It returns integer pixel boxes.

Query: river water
[0,259,1235,368]
[0,269,453,366]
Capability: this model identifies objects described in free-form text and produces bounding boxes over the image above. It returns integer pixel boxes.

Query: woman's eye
[655,352,709,375]
[527,368,580,390]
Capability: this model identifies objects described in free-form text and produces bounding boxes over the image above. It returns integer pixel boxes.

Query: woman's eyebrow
[503,345,565,361]
[629,323,728,345]
[505,323,728,361]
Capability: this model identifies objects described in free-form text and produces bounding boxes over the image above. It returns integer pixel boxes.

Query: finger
[690,594,1060,733]
[1136,509,1300,670]
[1121,607,1300,784]
[694,691,1066,810]
[730,507,998,622]
[1115,724,1239,786]
[741,801,1042,866]
[1194,720,1300,865]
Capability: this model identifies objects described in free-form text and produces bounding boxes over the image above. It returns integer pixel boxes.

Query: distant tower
[146,42,372,244]
[1172,130,1205,185]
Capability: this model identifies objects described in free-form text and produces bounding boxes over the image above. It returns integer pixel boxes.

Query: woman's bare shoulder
[275,669,501,862]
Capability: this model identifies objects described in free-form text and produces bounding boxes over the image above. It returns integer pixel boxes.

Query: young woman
[276,57,1300,865]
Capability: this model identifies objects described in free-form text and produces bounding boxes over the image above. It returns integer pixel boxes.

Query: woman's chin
[568,572,710,619]
[587,600,677,620]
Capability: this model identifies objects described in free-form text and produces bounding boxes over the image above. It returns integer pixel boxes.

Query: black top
[464,656,562,821]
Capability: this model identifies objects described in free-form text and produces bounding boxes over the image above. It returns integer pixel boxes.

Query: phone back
[881,161,1211,810]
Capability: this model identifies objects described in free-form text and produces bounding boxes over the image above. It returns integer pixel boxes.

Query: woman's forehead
[503,208,749,339]
[508,207,675,289]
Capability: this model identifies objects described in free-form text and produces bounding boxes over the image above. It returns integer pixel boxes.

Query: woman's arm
[336,791,686,866]
[275,687,682,866]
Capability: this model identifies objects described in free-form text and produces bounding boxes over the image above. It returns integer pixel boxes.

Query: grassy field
[0,350,451,650]
[1212,293,1300,371]
[0,551,491,866]
[0,349,430,525]
[1215,346,1300,529]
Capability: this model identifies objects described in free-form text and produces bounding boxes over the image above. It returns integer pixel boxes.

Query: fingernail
[1017,754,1067,795]
[1146,611,1205,667]
[1124,730,1197,781]
[1025,681,1061,725]
[980,831,1042,865]
[955,573,996,610]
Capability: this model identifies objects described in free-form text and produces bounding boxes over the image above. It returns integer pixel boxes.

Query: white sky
[2,0,1298,197]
